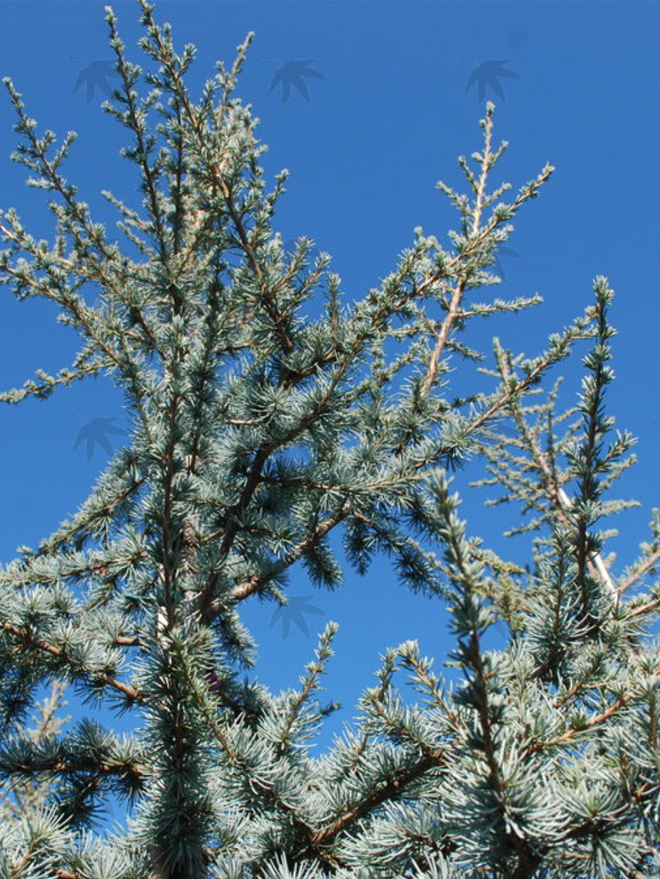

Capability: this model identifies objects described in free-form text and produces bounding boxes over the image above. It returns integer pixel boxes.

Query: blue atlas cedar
[0,1,656,877]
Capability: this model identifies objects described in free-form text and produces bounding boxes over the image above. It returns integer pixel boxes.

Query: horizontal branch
[311,746,446,849]
[0,621,143,704]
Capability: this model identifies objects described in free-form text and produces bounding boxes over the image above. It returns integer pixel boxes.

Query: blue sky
[0,0,659,820]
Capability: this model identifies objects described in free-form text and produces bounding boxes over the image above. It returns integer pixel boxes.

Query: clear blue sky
[0,0,659,813]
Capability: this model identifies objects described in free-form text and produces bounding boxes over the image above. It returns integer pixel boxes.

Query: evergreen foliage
[0,3,658,876]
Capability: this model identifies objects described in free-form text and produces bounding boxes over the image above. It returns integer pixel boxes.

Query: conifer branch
[0,621,142,704]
